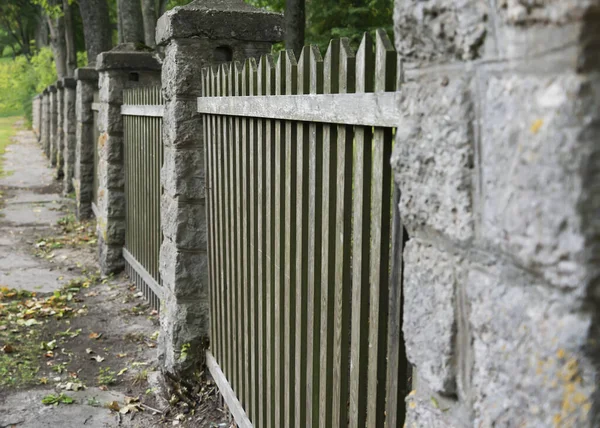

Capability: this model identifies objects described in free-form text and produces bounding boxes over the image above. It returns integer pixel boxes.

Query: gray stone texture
[156,0,282,374]
[95,46,161,275]
[41,91,50,155]
[48,85,57,167]
[56,81,64,177]
[62,77,77,194]
[74,67,98,220]
[393,0,600,426]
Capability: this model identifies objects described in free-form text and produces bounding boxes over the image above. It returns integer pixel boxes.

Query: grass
[0,116,21,176]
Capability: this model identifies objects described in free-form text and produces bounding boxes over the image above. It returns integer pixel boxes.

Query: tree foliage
[246,0,393,52]
[0,47,57,119]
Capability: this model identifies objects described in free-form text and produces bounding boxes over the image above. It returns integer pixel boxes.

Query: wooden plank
[197,91,404,127]
[385,187,407,428]
[233,61,245,403]
[248,57,258,424]
[367,29,396,428]
[206,351,253,428]
[273,50,286,428]
[213,67,226,370]
[306,45,324,428]
[319,39,339,428]
[201,70,216,357]
[283,49,298,428]
[264,54,276,428]
[294,46,310,428]
[220,64,235,395]
[331,38,355,428]
[123,249,164,300]
[349,32,374,428]
[241,60,251,414]
[256,55,268,428]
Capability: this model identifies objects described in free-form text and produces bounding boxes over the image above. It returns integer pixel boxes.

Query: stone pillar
[56,81,65,177]
[156,0,283,373]
[32,95,40,140]
[62,77,77,195]
[95,45,162,275]
[392,1,600,427]
[42,89,50,157]
[48,85,57,166]
[74,67,99,220]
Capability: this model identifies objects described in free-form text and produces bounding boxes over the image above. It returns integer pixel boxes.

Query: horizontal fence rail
[123,86,164,311]
[201,29,408,428]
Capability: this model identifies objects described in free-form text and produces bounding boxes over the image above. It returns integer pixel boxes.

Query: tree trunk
[63,0,77,75]
[142,0,156,47]
[34,16,49,49]
[285,0,305,56]
[47,14,67,78]
[78,0,112,65]
[117,0,144,44]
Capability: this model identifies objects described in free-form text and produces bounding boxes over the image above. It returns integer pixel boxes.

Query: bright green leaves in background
[0,47,87,121]
[0,48,58,120]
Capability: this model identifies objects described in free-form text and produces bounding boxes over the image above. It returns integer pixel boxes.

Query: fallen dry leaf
[107,401,120,411]
[88,332,102,340]
[85,348,93,354]
[2,344,14,353]
[91,355,105,363]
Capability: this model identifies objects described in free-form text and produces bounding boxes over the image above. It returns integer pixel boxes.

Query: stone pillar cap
[156,0,284,46]
[43,88,49,95]
[75,66,99,81]
[96,44,162,72]
[56,80,64,89]
[48,85,57,93]
[61,77,77,88]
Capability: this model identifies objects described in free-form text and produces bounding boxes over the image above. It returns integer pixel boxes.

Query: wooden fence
[122,86,164,310]
[198,29,408,428]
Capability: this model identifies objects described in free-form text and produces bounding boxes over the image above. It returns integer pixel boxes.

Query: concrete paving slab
[0,387,128,428]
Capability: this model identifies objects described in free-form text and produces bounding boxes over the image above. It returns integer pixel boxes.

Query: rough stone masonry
[95,45,162,274]
[391,0,600,426]
[156,0,283,374]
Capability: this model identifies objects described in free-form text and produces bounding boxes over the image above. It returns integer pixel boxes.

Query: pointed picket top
[339,38,356,95]
[297,46,312,95]
[225,62,234,98]
[219,63,230,97]
[257,54,275,96]
[284,51,298,96]
[309,46,324,95]
[374,29,396,93]
[233,61,244,97]
[248,58,258,96]
[275,50,288,96]
[210,66,220,97]
[324,39,341,95]
[356,32,375,94]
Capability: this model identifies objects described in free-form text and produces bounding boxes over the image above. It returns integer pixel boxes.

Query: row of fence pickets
[200,29,407,428]
[203,30,396,99]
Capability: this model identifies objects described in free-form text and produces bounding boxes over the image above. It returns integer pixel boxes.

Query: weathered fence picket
[122,86,164,310]
[199,29,407,428]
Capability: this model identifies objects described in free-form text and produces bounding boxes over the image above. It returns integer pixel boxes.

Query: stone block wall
[56,81,65,178]
[62,77,77,195]
[392,0,600,426]
[74,67,98,220]
[156,0,283,373]
[95,46,162,275]
[42,90,50,157]
[49,85,57,166]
